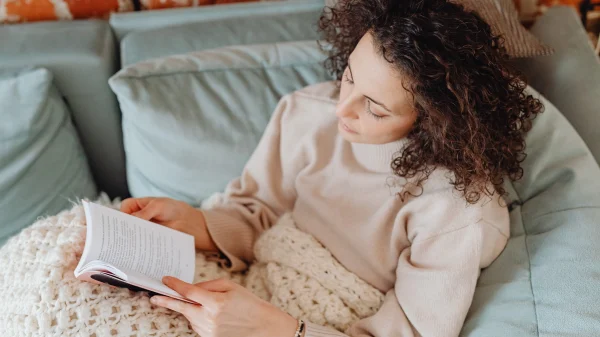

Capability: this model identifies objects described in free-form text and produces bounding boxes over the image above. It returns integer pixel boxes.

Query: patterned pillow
[140,0,258,10]
[456,0,554,58]
[0,0,133,23]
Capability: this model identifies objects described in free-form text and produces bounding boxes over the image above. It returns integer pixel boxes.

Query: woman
[120,0,542,336]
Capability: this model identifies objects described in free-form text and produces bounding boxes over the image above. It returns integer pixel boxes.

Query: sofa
[1,1,600,336]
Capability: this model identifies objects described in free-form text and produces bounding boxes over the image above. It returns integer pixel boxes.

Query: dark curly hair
[319,0,543,204]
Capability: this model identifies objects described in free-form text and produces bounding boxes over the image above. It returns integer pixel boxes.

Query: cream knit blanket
[0,194,384,337]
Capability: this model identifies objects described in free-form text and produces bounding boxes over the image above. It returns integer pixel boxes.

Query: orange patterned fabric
[142,0,213,10]
[538,0,583,6]
[1,0,133,23]
[140,0,258,10]
[214,0,257,3]
[4,0,57,22]
[65,0,122,18]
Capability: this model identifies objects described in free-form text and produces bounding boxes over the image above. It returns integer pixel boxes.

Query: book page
[80,201,195,283]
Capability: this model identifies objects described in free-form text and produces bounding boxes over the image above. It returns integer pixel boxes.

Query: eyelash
[344,69,384,120]
[367,101,384,120]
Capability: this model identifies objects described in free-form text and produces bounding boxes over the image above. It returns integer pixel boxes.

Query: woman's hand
[120,197,218,252]
[151,277,299,337]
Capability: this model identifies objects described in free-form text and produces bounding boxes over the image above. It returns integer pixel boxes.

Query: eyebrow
[348,62,393,113]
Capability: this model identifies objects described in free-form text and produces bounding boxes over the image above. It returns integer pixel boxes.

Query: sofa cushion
[0,67,98,246]
[512,6,600,164]
[121,8,322,66]
[110,40,332,205]
[0,20,127,198]
[461,87,600,336]
[109,0,325,41]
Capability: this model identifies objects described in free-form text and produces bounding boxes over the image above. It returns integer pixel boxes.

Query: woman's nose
[335,95,359,119]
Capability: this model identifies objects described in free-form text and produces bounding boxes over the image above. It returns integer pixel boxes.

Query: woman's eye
[367,101,384,120]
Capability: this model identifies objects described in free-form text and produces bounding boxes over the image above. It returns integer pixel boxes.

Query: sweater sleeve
[200,94,304,272]
[304,197,509,337]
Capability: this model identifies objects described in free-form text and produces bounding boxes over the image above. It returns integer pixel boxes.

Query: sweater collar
[350,138,408,173]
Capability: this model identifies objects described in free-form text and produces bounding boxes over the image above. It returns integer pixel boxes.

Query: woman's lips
[339,120,357,134]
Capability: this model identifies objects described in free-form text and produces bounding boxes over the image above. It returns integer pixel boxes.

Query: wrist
[192,208,219,252]
[266,305,298,337]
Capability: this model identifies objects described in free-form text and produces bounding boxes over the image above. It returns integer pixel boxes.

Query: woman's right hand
[120,197,219,252]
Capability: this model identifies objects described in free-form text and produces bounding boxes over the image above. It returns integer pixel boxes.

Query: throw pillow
[0,67,98,246]
[456,0,554,57]
[109,40,332,205]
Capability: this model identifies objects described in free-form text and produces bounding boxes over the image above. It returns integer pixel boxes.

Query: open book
[75,201,197,303]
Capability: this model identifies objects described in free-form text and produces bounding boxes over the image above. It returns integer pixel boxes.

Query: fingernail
[162,276,170,284]
[150,297,158,304]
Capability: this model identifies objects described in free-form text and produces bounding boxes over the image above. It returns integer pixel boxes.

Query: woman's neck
[349,138,407,173]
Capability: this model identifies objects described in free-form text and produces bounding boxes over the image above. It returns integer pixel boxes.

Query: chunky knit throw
[0,194,384,336]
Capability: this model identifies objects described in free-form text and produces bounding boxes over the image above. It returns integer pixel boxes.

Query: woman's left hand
[151,276,299,337]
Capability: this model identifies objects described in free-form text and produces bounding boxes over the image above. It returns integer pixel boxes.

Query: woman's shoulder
[401,168,511,269]
[291,81,340,104]
[275,81,340,133]
[403,168,510,241]
[266,81,341,161]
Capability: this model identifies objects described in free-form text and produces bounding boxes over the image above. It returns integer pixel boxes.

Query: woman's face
[337,32,418,144]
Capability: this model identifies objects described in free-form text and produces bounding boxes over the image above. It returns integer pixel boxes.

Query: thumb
[195,278,237,292]
[131,202,161,221]
[121,197,154,214]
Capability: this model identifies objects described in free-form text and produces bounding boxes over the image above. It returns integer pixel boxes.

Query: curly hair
[319,0,544,204]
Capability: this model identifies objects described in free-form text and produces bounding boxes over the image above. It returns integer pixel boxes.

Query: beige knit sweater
[201,81,510,337]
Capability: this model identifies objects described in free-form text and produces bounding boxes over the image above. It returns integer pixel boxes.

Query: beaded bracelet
[294,319,305,337]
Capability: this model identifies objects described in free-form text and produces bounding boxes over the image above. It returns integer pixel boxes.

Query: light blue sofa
[1,2,599,336]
